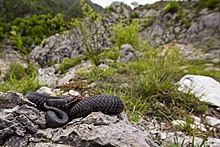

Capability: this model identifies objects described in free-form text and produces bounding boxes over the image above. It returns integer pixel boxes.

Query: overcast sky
[91,0,160,8]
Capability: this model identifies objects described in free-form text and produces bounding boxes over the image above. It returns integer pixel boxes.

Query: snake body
[25,92,124,127]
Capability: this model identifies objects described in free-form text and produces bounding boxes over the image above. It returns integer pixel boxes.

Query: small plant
[59,57,82,74]
[163,1,180,14]
[70,0,104,66]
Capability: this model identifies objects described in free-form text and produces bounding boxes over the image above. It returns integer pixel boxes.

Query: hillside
[0,0,102,22]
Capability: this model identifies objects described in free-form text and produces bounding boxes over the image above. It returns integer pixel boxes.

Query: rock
[178,75,220,107]
[68,90,80,97]
[98,63,109,70]
[205,116,220,127]
[118,44,143,63]
[49,112,158,147]
[4,136,28,147]
[172,120,186,127]
[202,12,220,29]
[37,67,59,88]
[138,9,160,18]
[37,86,53,95]
[0,92,29,108]
[58,73,75,86]
[164,132,220,147]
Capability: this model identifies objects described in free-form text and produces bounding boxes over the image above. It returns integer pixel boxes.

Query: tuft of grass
[0,62,40,94]
[59,57,82,74]
[4,62,35,81]
[0,73,40,94]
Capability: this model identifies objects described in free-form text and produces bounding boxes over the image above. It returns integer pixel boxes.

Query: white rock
[68,90,80,97]
[178,75,220,107]
[172,120,186,127]
[37,86,53,95]
[205,116,220,127]
[190,124,207,132]
[98,63,109,70]
[191,115,201,125]
[159,132,167,140]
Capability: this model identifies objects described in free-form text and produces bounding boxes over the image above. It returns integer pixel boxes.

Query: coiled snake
[25,92,124,127]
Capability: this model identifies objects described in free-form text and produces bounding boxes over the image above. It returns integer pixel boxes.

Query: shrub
[111,20,139,49]
[70,0,104,66]
[163,1,180,14]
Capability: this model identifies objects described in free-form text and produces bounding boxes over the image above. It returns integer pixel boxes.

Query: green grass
[0,73,40,94]
[59,57,82,74]
[76,45,209,123]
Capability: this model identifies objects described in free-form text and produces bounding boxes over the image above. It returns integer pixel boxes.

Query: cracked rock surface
[0,92,158,147]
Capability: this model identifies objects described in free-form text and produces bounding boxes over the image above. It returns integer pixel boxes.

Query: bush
[163,1,180,14]
[1,14,71,54]
[70,0,104,66]
[111,20,139,49]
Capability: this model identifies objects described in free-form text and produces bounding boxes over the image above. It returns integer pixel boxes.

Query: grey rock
[202,12,220,29]
[139,9,160,18]
[118,44,143,63]
[98,63,109,70]
[0,92,158,146]
[58,73,75,86]
[205,116,220,127]
[50,112,158,147]
[0,127,14,141]
[4,136,28,147]
[37,67,59,88]
[0,92,28,108]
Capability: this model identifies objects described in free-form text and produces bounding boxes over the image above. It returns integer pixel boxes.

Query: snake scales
[25,92,124,127]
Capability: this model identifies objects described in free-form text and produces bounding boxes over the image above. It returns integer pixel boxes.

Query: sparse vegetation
[196,0,220,10]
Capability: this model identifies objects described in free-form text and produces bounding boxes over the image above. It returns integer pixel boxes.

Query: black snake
[25,92,124,127]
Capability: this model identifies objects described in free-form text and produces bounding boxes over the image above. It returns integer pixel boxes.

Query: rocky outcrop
[138,2,220,51]
[0,91,158,146]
